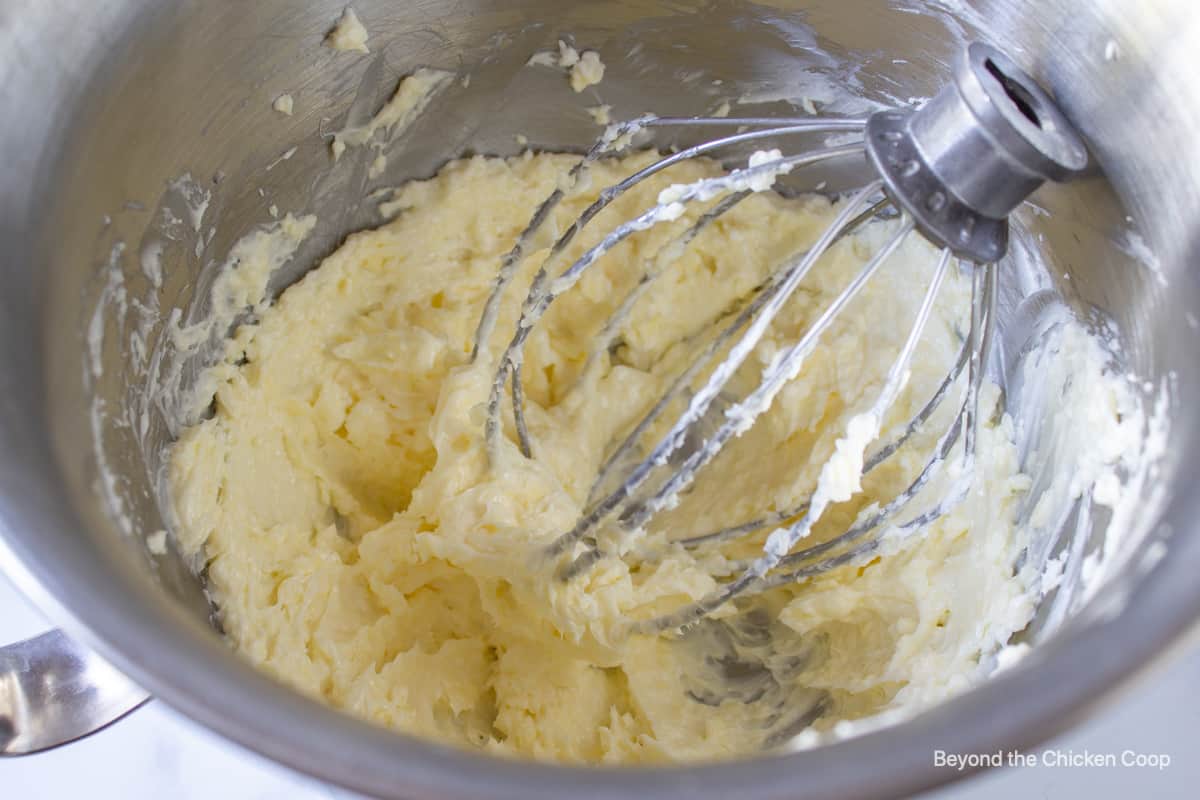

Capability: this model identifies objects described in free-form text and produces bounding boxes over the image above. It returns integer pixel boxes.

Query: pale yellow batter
[169,151,1034,763]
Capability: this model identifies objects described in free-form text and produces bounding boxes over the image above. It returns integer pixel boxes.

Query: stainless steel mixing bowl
[2,0,1198,797]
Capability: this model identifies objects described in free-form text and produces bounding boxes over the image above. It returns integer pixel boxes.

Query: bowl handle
[0,629,149,755]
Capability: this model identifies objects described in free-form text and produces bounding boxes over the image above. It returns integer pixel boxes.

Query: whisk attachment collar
[866,42,1088,263]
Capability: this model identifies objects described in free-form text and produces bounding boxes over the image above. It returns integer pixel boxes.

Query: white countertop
[3,570,1195,798]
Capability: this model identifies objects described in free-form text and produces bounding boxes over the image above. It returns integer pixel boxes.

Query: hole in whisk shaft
[984,58,1042,128]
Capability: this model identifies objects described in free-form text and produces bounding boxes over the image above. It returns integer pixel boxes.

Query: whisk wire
[474,116,869,452]
[675,296,973,552]
[544,180,884,560]
[632,243,955,633]
[760,259,996,591]
[586,195,892,508]
[615,214,917,536]
[493,143,868,458]
[573,190,753,396]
